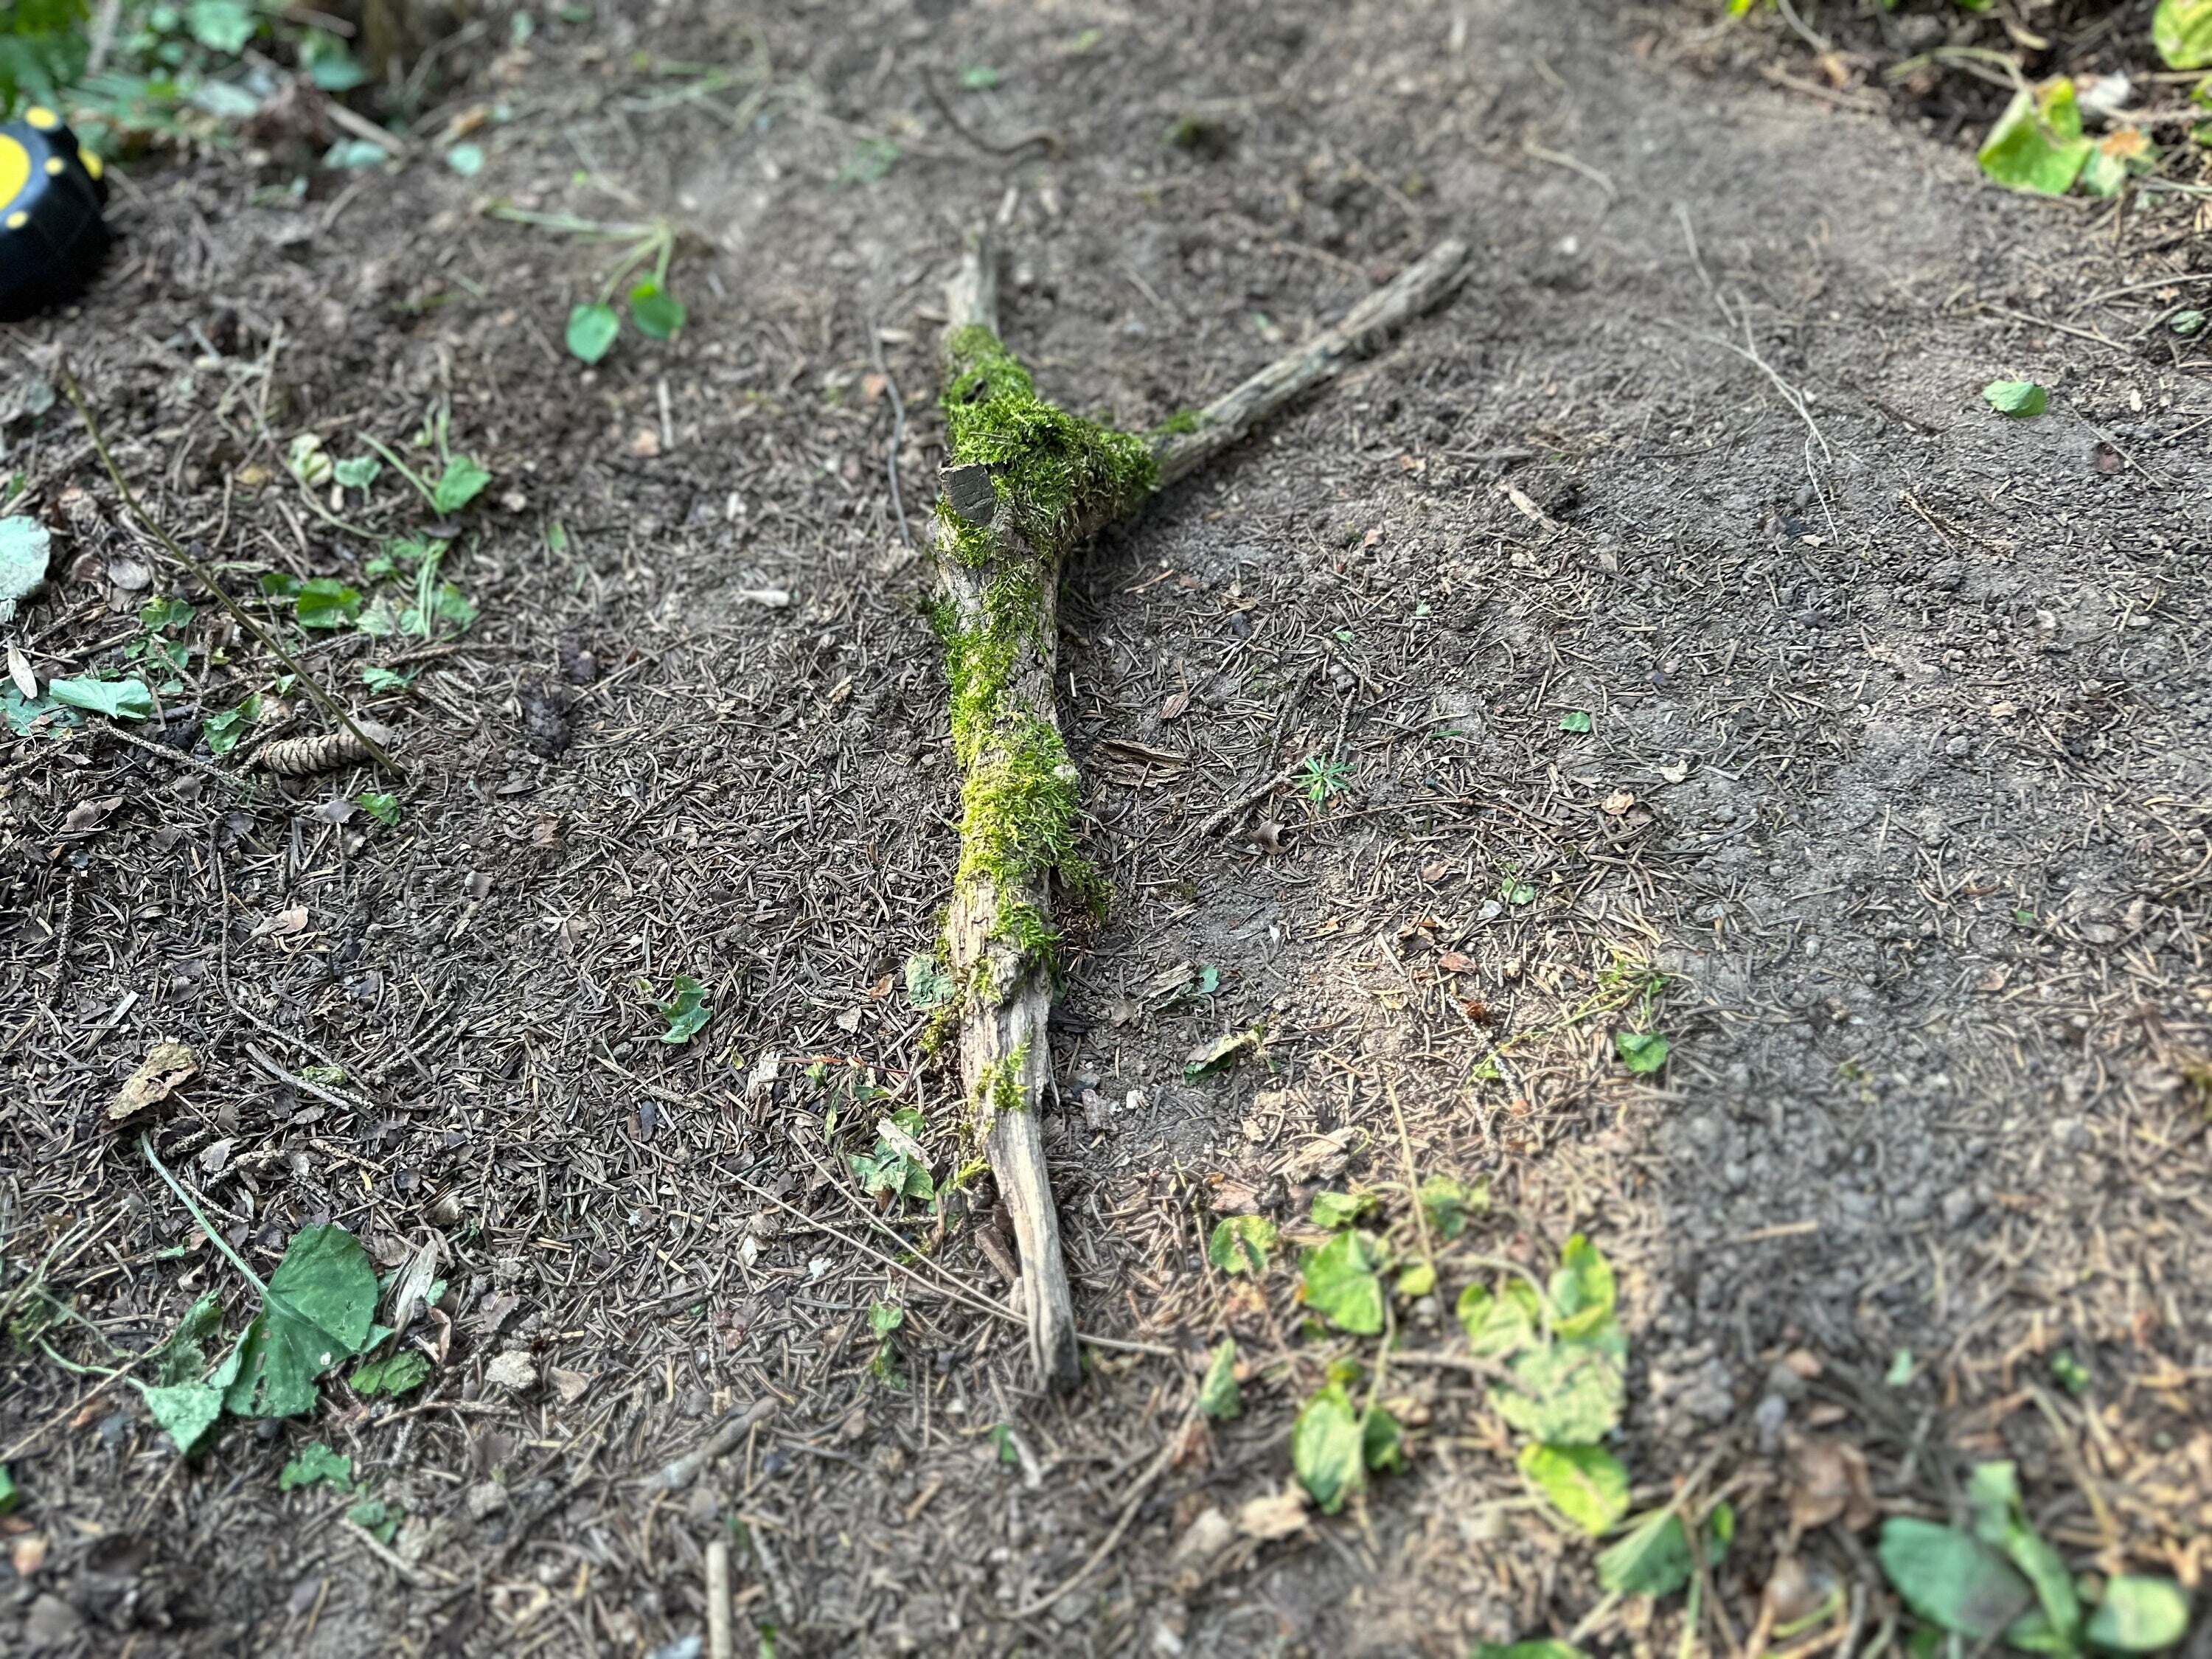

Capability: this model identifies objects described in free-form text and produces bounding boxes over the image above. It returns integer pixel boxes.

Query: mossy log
[933,234,1470,1393]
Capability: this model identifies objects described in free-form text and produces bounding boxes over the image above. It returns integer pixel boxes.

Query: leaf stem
[141,1132,271,1300]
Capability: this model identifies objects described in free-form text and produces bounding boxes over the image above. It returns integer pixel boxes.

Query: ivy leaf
[628,280,686,340]
[1983,380,2051,418]
[2155,0,2212,70]
[138,1380,226,1455]
[1614,1031,1670,1074]
[1559,710,1593,734]
[1291,1385,1365,1513]
[223,1225,379,1419]
[1298,1229,1386,1335]
[1490,1326,1627,1444]
[1520,1442,1630,1537]
[1600,1509,1695,1596]
[349,1349,431,1397]
[333,456,381,491]
[2084,1578,2192,1652]
[431,456,492,515]
[50,675,154,720]
[149,1293,224,1386]
[656,975,712,1043]
[1877,1517,2034,1638]
[1456,1279,1539,1357]
[1198,1338,1241,1421]
[278,1441,352,1493]
[1418,1175,1484,1239]
[1548,1235,1617,1340]
[1978,80,2094,195]
[1206,1214,1277,1277]
[566,303,619,364]
[1310,1189,1377,1230]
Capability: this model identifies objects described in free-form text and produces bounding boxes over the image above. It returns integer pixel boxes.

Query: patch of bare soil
[4,1,2211,1655]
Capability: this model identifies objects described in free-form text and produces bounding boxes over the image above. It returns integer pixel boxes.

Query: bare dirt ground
[5,1,2212,1655]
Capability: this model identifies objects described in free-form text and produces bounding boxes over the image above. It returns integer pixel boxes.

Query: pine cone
[253,719,397,776]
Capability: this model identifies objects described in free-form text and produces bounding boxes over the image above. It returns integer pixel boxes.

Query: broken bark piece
[928,232,1471,1393]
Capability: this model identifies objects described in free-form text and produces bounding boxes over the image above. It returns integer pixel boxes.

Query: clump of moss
[932,328,1148,974]
[1153,407,1203,437]
[975,1040,1031,1120]
[939,325,1157,560]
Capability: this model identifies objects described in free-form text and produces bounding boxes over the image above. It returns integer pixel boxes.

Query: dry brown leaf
[1159,690,1191,720]
[104,1040,197,1132]
[1787,1435,1875,1532]
[7,644,35,700]
[1601,790,1635,815]
[1234,1488,1308,1541]
[1436,950,1476,973]
[61,795,123,834]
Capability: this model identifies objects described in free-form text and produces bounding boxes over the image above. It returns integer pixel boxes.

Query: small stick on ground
[705,1537,734,1659]
[928,230,1470,1391]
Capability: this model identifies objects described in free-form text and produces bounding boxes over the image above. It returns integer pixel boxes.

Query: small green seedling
[487,208,688,364]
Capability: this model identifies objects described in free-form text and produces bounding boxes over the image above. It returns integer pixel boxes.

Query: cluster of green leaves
[277,1441,404,1542]
[1977,80,2154,199]
[867,1299,904,1387]
[848,1105,935,1205]
[1879,1462,2190,1656]
[0,0,88,117]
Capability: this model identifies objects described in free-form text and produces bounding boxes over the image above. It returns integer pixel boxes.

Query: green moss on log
[932,327,1148,970]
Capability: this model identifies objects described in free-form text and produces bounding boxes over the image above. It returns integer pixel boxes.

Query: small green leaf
[902,953,955,1010]
[1983,380,2051,418]
[1472,1644,1587,1659]
[0,1466,15,1515]
[566,303,620,364]
[1396,1260,1436,1298]
[1520,1442,1630,1536]
[1978,80,2095,195]
[869,1301,903,1339]
[1559,710,1593,734]
[2084,1577,2191,1652]
[1310,1190,1377,1230]
[2156,0,2212,69]
[1490,1328,1627,1444]
[1614,1031,1670,1074]
[361,667,415,695]
[136,1380,226,1455]
[1198,1338,1241,1421]
[1877,1517,2034,1638]
[333,456,381,491]
[186,0,256,54]
[285,432,333,488]
[1362,1404,1405,1474]
[51,675,155,720]
[1886,1347,1916,1386]
[139,596,195,633]
[959,63,1000,89]
[1291,1385,1365,1512]
[657,975,712,1043]
[294,578,363,630]
[629,281,686,341]
[989,1422,1019,1465]
[2050,1350,2090,1395]
[355,791,400,827]
[2082,130,2157,197]
[1418,1175,1484,1240]
[201,695,260,755]
[278,1441,353,1493]
[150,1293,224,1386]
[1548,1235,1618,1339]
[431,456,492,515]
[445,142,484,177]
[1207,1215,1277,1277]
[346,1495,400,1543]
[1299,1229,1386,1335]
[349,1349,431,1397]
[1599,1509,1694,1597]
[1455,1280,1538,1357]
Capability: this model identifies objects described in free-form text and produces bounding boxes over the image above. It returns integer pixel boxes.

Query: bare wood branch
[1150,236,1472,486]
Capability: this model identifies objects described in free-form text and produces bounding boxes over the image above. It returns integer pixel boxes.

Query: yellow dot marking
[0,136,27,214]
[24,106,58,131]
[5,212,26,231]
[45,157,63,176]
[81,150,103,181]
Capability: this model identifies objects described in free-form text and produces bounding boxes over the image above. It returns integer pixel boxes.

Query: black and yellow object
[0,105,108,322]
